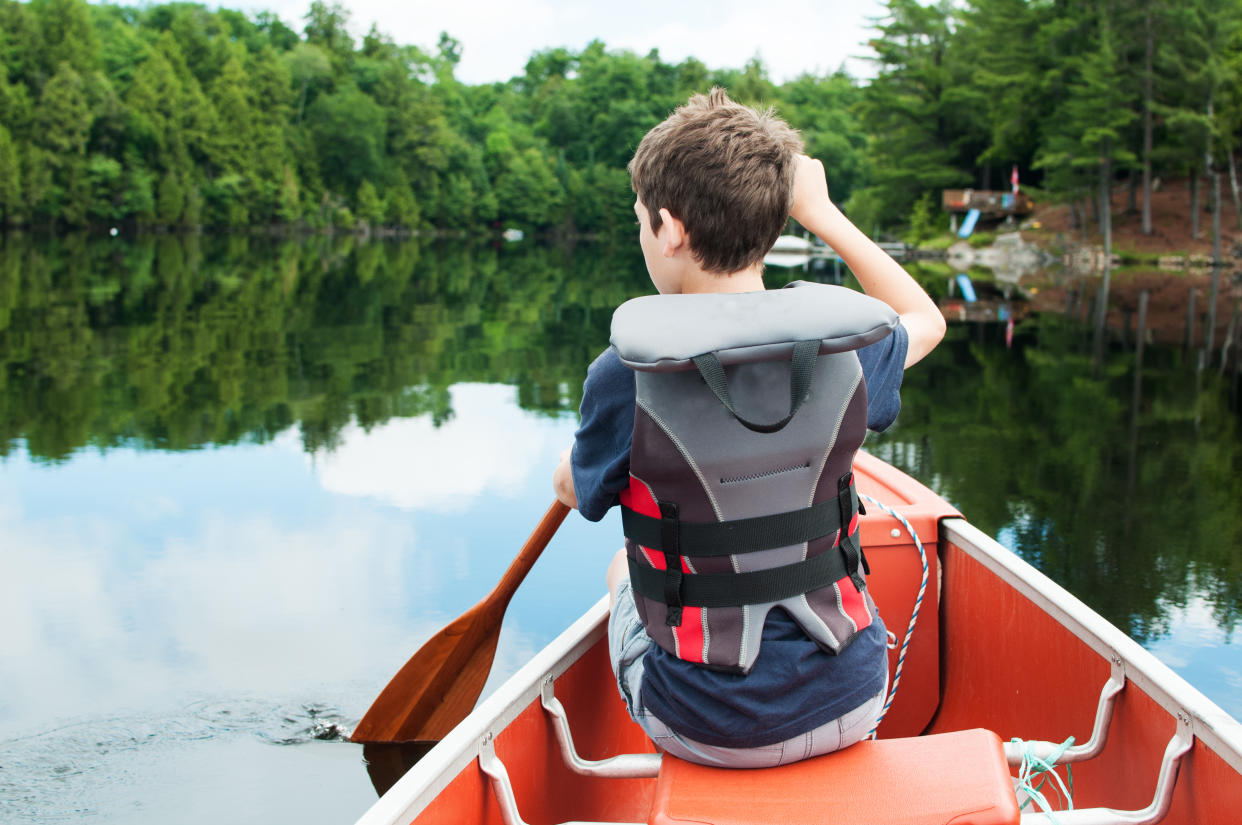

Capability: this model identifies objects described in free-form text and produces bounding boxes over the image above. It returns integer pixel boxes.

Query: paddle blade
[350,501,569,745]
[351,605,501,744]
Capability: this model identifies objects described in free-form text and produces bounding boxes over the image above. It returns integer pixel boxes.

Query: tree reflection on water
[1,231,1238,661]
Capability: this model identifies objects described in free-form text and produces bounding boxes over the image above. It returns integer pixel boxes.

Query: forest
[0,0,1240,236]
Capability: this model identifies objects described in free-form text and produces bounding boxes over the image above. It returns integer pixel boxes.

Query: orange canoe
[356,453,1242,825]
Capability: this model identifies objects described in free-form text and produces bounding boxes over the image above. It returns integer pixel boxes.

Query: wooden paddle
[350,499,571,744]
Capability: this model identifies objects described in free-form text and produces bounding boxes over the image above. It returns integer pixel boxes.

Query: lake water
[1,234,1239,823]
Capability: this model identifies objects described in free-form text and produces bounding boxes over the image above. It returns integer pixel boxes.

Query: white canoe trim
[942,518,1242,775]
[356,521,1242,825]
[355,595,612,825]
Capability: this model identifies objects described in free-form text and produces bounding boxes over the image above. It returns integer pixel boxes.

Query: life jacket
[610,281,898,674]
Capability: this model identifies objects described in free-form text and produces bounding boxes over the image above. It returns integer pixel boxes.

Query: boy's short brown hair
[628,88,803,274]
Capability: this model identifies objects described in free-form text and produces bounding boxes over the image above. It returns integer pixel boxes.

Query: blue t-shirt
[571,322,909,748]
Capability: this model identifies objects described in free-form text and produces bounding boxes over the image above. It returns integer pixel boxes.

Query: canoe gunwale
[942,517,1242,776]
[354,518,1242,825]
[355,595,612,825]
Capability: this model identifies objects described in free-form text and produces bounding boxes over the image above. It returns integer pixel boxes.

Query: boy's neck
[678,262,766,295]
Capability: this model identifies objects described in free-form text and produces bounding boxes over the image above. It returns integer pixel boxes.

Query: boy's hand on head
[790,154,833,230]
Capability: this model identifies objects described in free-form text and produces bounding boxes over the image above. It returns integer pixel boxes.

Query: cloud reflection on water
[309,383,559,512]
[0,486,430,735]
[0,383,578,743]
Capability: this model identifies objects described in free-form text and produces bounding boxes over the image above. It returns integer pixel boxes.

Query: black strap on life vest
[620,482,860,558]
[623,476,864,625]
[837,473,866,591]
[628,546,853,610]
[658,500,684,627]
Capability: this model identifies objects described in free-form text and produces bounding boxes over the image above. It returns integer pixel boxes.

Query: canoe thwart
[479,733,645,825]
[1005,674,1126,767]
[1020,719,1193,824]
[540,677,662,780]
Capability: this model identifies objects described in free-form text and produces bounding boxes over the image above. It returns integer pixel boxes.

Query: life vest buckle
[838,473,865,591]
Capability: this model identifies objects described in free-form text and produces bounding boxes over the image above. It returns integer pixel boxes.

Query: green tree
[0,125,21,224]
[208,54,256,178]
[856,0,977,227]
[306,85,387,197]
[1034,2,1137,243]
[286,42,333,125]
[157,170,185,225]
[31,0,98,84]
[303,1,353,60]
[33,62,93,224]
[355,179,383,226]
[494,147,564,228]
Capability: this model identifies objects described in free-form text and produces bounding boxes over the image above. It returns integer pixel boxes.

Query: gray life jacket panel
[610,281,898,674]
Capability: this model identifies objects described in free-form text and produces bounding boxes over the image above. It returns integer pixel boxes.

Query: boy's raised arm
[789,156,946,367]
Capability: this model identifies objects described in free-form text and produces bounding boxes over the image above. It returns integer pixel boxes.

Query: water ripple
[0,697,358,823]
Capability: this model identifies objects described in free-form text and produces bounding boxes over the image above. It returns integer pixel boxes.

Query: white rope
[864,493,928,739]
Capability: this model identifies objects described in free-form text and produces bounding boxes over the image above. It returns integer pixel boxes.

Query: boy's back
[552,88,945,767]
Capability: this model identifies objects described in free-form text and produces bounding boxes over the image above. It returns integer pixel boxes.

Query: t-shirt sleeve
[857,320,908,433]
[570,349,635,522]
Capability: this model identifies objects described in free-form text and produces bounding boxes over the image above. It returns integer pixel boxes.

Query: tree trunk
[1102,159,1113,261]
[1208,93,1220,264]
[1191,168,1201,240]
[1128,174,1137,214]
[1094,156,1113,377]
[1207,255,1221,361]
[1209,171,1222,363]
[1141,6,1154,235]
[1213,168,1222,266]
[1229,151,1242,231]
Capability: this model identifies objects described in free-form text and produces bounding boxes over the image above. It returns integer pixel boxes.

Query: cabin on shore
[943,189,1035,235]
[942,189,1035,219]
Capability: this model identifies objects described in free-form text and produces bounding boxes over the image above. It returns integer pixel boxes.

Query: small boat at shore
[355,452,1242,825]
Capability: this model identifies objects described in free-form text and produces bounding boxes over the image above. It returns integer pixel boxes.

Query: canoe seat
[648,728,1020,825]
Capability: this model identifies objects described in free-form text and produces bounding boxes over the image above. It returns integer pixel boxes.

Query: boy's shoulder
[579,347,635,424]
[586,346,632,390]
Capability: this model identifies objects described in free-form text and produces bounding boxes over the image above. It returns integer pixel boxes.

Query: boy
[552,89,944,768]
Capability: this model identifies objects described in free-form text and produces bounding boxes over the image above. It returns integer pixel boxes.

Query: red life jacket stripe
[678,606,706,663]
[623,475,706,662]
[835,576,872,631]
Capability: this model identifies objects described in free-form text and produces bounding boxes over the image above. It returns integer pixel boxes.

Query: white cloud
[609,0,882,83]
[307,383,560,513]
[230,0,883,84]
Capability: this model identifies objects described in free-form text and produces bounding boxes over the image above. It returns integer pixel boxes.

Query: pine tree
[31,0,98,84]
[157,171,185,225]
[0,124,21,225]
[355,179,383,226]
[856,0,977,226]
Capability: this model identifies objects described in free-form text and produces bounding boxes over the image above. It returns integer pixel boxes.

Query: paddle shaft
[351,500,570,743]
[493,500,570,612]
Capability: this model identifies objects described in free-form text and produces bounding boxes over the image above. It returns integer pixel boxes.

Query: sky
[231,0,887,85]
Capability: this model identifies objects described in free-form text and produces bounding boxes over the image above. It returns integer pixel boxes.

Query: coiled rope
[863,493,928,739]
[1011,736,1076,822]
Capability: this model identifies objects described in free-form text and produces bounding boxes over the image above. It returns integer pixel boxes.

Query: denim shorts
[608,578,888,769]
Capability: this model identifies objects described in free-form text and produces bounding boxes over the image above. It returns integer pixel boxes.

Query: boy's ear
[657,207,687,257]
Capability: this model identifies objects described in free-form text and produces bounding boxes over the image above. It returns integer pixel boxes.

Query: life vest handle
[691,339,820,434]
